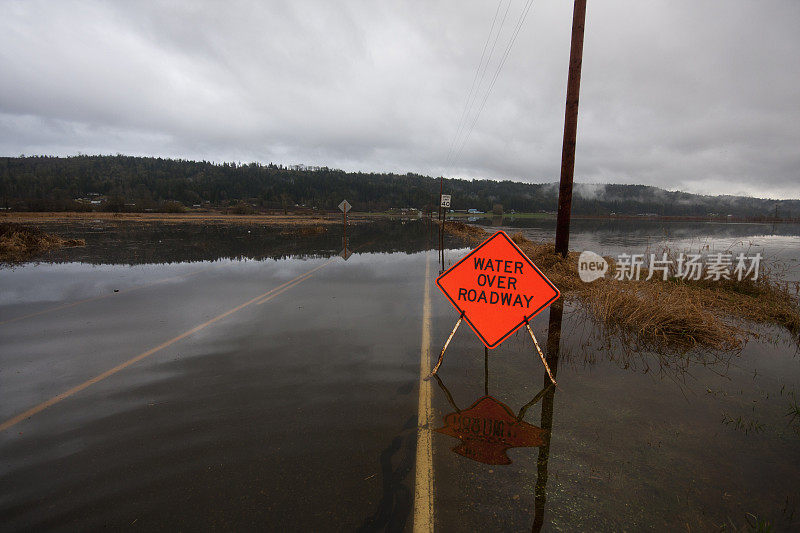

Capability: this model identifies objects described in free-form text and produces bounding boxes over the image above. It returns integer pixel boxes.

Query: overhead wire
[448,0,536,172]
[444,0,509,169]
[444,0,504,167]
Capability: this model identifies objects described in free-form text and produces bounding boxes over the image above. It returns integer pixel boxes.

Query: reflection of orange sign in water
[435,396,547,465]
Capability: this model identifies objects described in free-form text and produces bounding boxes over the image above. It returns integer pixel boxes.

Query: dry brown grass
[580,280,744,351]
[0,222,85,262]
[445,221,800,352]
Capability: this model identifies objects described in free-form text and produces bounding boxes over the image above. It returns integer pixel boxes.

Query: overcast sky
[1,0,798,198]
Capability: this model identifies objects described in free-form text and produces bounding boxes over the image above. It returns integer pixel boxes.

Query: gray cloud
[1,0,798,198]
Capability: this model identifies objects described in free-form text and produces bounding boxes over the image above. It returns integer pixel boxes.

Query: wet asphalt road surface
[2,251,431,531]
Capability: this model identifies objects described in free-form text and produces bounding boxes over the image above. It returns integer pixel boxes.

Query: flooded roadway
[1,219,799,531]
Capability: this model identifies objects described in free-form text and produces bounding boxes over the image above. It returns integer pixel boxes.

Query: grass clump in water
[0,222,85,262]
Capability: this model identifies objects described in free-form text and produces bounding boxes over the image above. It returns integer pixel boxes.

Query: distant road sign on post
[339,200,351,260]
[436,231,560,348]
[440,195,451,208]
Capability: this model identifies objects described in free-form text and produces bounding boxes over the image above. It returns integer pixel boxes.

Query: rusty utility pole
[554,0,587,258]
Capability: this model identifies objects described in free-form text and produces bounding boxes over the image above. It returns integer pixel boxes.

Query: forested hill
[1,155,798,219]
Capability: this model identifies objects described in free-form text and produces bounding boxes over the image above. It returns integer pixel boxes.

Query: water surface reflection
[22,219,460,265]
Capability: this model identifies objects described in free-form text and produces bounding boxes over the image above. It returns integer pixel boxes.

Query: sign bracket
[425,311,464,380]
[525,318,558,388]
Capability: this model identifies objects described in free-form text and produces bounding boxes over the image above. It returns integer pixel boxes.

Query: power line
[451,0,536,170]
[444,0,505,169]
[454,0,535,165]
[446,0,513,169]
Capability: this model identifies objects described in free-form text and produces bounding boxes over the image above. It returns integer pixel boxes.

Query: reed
[0,222,85,262]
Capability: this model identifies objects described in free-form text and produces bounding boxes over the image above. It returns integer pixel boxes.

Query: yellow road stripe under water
[414,251,435,532]
[0,260,334,433]
[255,259,335,305]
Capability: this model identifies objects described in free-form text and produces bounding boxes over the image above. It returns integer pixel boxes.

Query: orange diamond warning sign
[436,230,560,348]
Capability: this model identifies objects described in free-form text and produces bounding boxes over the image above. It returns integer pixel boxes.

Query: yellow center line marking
[0,269,208,327]
[414,251,435,532]
[0,259,335,433]
[255,259,335,305]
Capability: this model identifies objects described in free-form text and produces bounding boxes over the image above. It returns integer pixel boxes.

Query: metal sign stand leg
[484,347,489,397]
[525,320,558,388]
[425,312,463,380]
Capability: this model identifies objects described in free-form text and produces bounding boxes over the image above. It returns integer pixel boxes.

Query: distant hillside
[1,155,798,219]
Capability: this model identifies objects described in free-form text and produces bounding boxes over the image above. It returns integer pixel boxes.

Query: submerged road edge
[414,251,435,533]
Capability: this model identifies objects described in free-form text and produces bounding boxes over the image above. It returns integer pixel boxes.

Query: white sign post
[339,200,351,260]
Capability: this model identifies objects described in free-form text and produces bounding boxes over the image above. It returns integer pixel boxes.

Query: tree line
[1,155,798,219]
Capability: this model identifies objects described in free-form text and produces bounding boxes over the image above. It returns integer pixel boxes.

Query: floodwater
[1,219,799,531]
[479,217,800,279]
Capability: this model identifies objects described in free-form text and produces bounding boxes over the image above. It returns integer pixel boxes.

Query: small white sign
[338,200,352,213]
[440,195,451,208]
